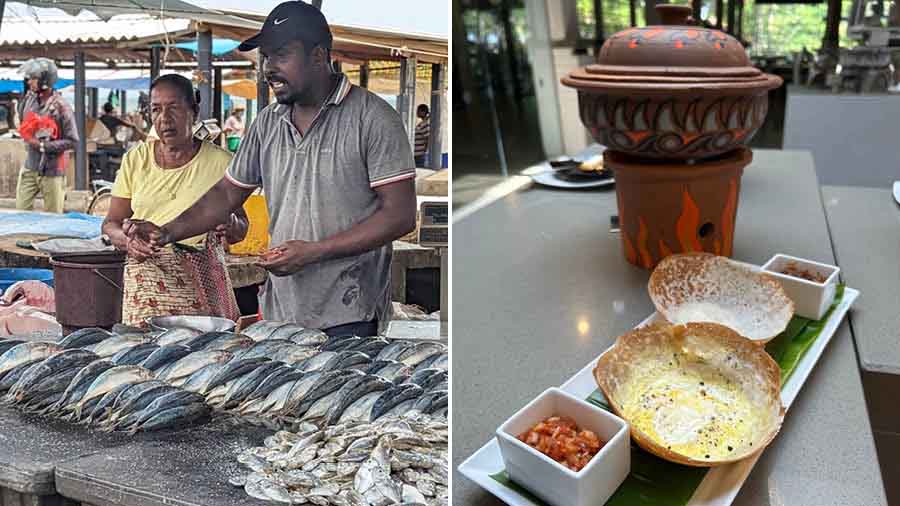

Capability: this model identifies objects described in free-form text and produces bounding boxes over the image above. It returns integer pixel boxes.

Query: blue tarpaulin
[0,78,150,93]
[173,39,240,55]
[0,212,103,239]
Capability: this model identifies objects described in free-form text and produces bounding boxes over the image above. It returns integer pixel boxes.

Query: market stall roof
[0,2,447,66]
[0,2,256,63]
[212,8,448,64]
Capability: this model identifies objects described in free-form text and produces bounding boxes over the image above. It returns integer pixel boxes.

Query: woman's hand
[215,212,248,244]
[124,236,157,263]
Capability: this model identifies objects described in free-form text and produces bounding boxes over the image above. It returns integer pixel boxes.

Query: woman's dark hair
[102,102,114,114]
[149,74,200,114]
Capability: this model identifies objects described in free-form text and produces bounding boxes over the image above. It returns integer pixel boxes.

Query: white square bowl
[495,387,630,506]
[761,254,840,320]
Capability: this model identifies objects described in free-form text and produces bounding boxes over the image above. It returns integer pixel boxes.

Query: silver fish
[158,350,233,382]
[57,328,112,349]
[242,320,290,341]
[155,327,202,346]
[324,376,392,426]
[396,343,446,367]
[90,334,147,358]
[139,344,192,372]
[297,351,337,373]
[374,341,416,362]
[76,365,155,412]
[111,343,159,366]
[288,328,329,347]
[0,342,61,376]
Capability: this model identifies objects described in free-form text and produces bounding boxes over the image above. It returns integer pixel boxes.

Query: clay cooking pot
[561,4,782,161]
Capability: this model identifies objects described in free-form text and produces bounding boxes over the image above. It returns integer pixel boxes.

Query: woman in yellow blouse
[102,74,248,326]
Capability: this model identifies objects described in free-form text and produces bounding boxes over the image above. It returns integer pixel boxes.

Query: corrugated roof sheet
[1,4,190,45]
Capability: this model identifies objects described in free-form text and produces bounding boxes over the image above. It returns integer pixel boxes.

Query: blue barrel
[0,268,54,293]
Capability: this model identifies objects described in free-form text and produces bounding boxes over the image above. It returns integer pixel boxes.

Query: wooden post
[359,63,369,88]
[692,0,702,22]
[822,0,842,51]
[198,30,213,120]
[213,67,223,126]
[429,63,445,170]
[737,0,744,39]
[150,46,161,84]
[716,0,724,28]
[629,0,637,27]
[74,52,87,191]
[644,0,661,25]
[257,52,269,113]
[399,56,417,152]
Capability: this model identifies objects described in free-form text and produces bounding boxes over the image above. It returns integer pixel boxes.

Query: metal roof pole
[74,51,87,191]
[213,66,222,127]
[88,88,97,119]
[311,0,323,9]
[399,55,416,153]
[429,63,444,170]
[257,52,269,113]
[198,29,213,120]
[120,90,126,115]
[359,63,369,88]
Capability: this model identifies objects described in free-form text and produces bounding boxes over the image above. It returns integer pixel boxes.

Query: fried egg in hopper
[648,253,794,343]
[594,322,784,466]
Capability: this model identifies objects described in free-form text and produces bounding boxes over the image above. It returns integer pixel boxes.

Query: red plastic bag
[19,111,59,143]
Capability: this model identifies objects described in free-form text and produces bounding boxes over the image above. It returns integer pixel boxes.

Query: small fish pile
[233,414,448,505]
[0,337,211,433]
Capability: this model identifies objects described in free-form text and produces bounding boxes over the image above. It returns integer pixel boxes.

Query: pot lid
[563,4,781,91]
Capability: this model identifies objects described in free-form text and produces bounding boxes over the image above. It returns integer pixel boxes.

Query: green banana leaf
[490,285,846,506]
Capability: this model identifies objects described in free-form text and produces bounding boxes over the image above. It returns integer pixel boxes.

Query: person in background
[15,58,78,214]
[124,1,416,337]
[223,106,245,139]
[102,74,248,327]
[414,104,430,167]
[99,102,147,143]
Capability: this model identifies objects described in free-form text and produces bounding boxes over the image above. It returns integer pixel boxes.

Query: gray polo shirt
[226,74,414,329]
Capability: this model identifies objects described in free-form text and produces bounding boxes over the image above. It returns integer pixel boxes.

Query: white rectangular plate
[459,286,859,506]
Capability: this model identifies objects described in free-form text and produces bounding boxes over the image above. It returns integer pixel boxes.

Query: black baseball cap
[238,1,333,52]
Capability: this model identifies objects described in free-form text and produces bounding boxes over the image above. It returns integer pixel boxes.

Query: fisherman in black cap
[125,1,416,337]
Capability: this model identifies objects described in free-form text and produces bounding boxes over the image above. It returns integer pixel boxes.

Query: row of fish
[234,413,448,505]
[68,323,448,429]
[0,339,211,433]
[0,321,447,433]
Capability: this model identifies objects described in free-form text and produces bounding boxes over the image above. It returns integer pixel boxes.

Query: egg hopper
[594,322,784,467]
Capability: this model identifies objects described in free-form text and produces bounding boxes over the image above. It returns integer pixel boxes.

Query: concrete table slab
[821,184,900,504]
[0,407,133,497]
[452,150,887,505]
[55,420,272,506]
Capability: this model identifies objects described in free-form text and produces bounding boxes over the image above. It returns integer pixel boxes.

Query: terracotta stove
[562,4,782,269]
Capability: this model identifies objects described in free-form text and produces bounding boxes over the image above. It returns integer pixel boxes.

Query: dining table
[452,148,888,506]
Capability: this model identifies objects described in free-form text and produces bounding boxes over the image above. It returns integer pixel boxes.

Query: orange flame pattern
[721,177,738,257]
[637,218,653,269]
[675,189,703,253]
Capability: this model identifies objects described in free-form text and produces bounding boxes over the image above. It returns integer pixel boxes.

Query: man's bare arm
[318,179,416,260]
[157,178,255,246]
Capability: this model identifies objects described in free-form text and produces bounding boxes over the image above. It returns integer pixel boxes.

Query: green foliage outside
[576,0,855,56]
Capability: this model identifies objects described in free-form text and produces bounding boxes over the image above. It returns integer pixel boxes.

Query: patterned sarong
[122,233,240,327]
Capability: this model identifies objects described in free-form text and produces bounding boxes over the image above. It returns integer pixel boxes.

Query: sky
[192,0,448,37]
